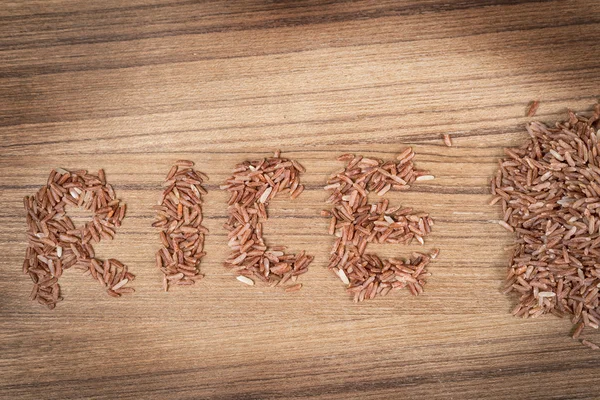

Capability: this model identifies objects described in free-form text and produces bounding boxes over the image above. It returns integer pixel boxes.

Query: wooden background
[1,1,600,399]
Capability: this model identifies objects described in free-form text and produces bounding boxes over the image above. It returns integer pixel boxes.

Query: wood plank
[1,1,599,399]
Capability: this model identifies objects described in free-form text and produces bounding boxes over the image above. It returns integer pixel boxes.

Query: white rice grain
[259,187,273,204]
[236,275,255,286]
[337,268,350,285]
[416,175,435,181]
[112,279,128,291]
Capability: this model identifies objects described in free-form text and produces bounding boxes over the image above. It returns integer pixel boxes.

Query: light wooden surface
[1,1,600,399]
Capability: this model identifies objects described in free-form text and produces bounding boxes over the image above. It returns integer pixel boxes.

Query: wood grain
[1,1,600,399]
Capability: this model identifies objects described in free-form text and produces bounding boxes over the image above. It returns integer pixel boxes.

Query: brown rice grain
[527,100,540,117]
[153,161,208,289]
[22,168,134,309]
[223,152,313,289]
[491,106,600,349]
[323,150,436,301]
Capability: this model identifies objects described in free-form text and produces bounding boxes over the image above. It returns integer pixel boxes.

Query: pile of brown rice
[23,168,134,309]
[324,150,438,302]
[221,150,312,291]
[491,105,600,349]
[153,160,208,291]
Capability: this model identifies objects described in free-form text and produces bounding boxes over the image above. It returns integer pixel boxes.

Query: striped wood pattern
[1,1,600,399]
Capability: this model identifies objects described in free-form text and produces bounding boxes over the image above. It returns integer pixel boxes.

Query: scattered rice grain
[491,105,600,349]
